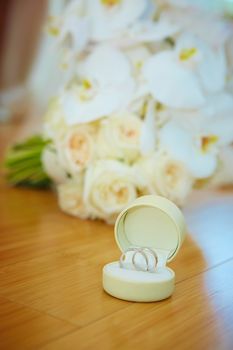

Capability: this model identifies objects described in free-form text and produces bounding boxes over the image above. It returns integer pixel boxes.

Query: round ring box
[102,195,186,302]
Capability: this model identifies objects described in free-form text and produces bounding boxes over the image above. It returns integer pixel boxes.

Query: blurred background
[0,0,67,123]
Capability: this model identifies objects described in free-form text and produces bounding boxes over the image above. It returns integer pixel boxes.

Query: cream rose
[135,152,194,205]
[97,113,142,163]
[57,124,96,175]
[83,160,137,223]
[57,176,89,219]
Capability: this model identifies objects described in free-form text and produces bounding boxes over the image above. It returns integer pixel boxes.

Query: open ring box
[103,195,186,302]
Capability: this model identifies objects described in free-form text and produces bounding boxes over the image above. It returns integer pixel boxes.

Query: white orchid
[59,16,89,55]
[152,92,233,127]
[159,121,217,178]
[49,0,179,50]
[86,0,147,41]
[125,45,151,98]
[46,1,90,86]
[143,33,227,109]
[60,45,135,124]
[202,93,233,147]
[161,5,232,48]
[47,0,89,54]
[126,19,179,45]
[143,50,205,109]
[140,99,157,155]
[87,0,179,46]
[176,34,226,94]
[159,93,233,178]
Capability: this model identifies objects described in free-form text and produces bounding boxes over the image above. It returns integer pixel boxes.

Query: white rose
[83,160,137,223]
[135,152,194,206]
[97,113,142,163]
[58,124,96,175]
[42,146,67,184]
[57,177,89,219]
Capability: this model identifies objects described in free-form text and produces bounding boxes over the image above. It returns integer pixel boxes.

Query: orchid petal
[197,93,233,145]
[61,17,90,53]
[201,92,233,118]
[160,121,217,178]
[143,51,205,108]
[128,20,179,43]
[208,116,233,146]
[87,0,146,41]
[198,47,226,94]
[79,45,133,86]
[176,33,227,94]
[63,45,135,124]
[62,81,135,124]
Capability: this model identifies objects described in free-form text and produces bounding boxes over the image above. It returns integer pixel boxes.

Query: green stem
[4,135,52,189]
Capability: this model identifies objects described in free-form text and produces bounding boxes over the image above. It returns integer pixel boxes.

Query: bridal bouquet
[6,0,233,223]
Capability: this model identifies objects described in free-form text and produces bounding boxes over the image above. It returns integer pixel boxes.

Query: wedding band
[119,247,139,269]
[119,247,158,272]
[132,249,149,272]
[140,247,158,272]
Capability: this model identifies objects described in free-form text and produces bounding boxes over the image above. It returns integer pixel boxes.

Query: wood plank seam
[0,292,80,329]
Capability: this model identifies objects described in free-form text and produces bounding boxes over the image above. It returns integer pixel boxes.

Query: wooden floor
[0,120,233,350]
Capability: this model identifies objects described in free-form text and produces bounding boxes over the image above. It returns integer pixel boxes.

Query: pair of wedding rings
[119,247,158,273]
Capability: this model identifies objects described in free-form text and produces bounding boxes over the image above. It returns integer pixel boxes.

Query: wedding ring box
[102,195,186,302]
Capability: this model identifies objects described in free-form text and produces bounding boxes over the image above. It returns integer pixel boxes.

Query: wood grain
[0,296,76,350]
[0,121,233,349]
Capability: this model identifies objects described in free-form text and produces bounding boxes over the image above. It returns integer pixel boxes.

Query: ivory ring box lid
[102,195,186,302]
